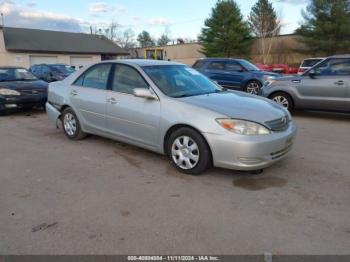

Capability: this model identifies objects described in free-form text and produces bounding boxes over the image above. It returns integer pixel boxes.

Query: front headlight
[0,88,21,96]
[263,75,276,86]
[216,119,271,136]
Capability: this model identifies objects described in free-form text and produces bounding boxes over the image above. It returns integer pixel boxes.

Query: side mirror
[133,88,158,100]
[308,69,316,78]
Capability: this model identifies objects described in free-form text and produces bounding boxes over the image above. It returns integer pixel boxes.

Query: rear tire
[168,127,212,175]
[270,92,294,111]
[61,107,86,140]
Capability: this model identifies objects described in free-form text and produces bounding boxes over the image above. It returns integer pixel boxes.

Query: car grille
[265,116,290,132]
[20,89,46,95]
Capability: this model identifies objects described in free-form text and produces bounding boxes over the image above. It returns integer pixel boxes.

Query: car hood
[179,91,287,123]
[254,70,280,77]
[0,80,48,90]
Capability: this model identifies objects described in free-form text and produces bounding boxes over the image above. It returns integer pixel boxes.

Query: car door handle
[334,80,345,85]
[70,90,78,96]
[107,97,118,104]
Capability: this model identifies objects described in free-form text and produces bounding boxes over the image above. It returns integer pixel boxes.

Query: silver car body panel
[47,59,297,171]
[261,56,350,112]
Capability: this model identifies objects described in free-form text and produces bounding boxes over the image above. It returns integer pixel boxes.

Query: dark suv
[29,64,75,83]
[193,58,279,94]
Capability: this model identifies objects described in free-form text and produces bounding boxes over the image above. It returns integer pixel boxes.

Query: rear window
[301,59,323,68]
[192,60,205,69]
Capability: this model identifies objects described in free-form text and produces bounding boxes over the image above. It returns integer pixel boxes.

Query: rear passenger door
[70,63,112,131]
[106,64,161,148]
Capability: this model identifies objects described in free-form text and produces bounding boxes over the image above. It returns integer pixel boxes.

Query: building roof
[2,27,129,55]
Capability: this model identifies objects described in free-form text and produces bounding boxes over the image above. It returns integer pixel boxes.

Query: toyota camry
[46,60,297,175]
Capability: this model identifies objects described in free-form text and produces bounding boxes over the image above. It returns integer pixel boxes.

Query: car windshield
[50,64,75,74]
[0,68,38,81]
[239,60,261,71]
[142,65,221,98]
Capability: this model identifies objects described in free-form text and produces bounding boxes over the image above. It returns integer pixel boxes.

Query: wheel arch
[268,91,295,109]
[163,124,213,164]
[245,78,263,86]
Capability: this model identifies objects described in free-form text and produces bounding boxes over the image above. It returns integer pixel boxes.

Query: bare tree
[249,0,282,64]
[116,29,136,48]
[90,22,136,48]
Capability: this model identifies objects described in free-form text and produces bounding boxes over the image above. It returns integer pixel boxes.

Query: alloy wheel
[272,96,289,108]
[63,113,77,136]
[171,136,200,170]
[246,82,261,95]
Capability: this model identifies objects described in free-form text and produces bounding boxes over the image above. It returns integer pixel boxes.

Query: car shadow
[292,110,350,121]
[0,108,46,118]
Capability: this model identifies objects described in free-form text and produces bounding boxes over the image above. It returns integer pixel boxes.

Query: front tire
[245,80,262,95]
[168,127,211,175]
[270,92,293,111]
[61,108,86,140]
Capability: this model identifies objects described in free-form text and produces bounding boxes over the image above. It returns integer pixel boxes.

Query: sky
[0,0,309,41]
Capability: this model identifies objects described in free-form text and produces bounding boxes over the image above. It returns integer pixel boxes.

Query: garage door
[70,57,93,69]
[30,56,58,66]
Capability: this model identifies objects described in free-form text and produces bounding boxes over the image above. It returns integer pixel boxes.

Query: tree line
[93,0,350,58]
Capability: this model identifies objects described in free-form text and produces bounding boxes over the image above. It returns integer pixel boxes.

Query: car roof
[328,54,350,58]
[0,66,26,69]
[196,58,242,62]
[303,57,325,61]
[105,59,184,67]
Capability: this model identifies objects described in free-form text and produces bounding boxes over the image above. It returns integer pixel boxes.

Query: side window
[225,62,243,71]
[74,63,112,90]
[207,61,225,70]
[314,58,350,76]
[42,65,50,74]
[112,64,148,94]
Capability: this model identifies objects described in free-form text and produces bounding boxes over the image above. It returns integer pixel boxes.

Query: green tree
[157,34,171,46]
[198,0,252,57]
[249,0,280,37]
[137,31,155,48]
[296,0,350,56]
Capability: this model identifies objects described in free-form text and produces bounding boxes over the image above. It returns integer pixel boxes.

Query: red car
[270,64,298,75]
[255,63,298,75]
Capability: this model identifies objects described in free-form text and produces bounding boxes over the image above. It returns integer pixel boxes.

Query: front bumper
[0,93,47,110]
[203,122,297,171]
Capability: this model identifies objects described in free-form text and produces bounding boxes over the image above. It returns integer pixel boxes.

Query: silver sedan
[46,60,297,175]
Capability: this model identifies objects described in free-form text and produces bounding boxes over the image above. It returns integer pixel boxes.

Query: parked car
[193,58,279,95]
[255,63,272,72]
[46,60,296,175]
[260,55,350,112]
[271,64,299,75]
[0,67,48,115]
[29,64,75,82]
[298,57,325,75]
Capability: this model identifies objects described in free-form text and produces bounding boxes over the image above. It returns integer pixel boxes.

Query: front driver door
[106,64,161,148]
[224,61,245,89]
[203,61,232,88]
[297,58,349,111]
[69,63,112,131]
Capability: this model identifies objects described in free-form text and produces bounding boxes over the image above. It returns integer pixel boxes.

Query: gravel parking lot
[0,110,349,254]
